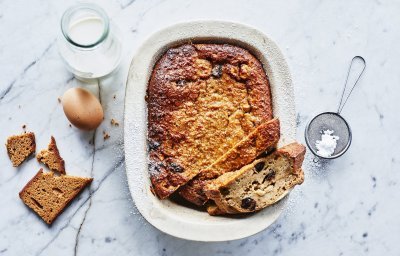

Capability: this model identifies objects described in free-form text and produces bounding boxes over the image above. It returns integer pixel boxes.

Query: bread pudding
[147,44,273,199]
[146,43,304,215]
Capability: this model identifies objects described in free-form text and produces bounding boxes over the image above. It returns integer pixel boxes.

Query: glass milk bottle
[58,3,122,79]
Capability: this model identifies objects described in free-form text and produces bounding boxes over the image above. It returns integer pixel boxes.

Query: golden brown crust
[36,136,66,174]
[6,132,36,167]
[147,43,273,199]
[276,142,306,175]
[179,119,280,206]
[193,44,273,120]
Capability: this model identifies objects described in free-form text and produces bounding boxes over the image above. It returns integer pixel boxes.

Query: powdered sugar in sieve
[305,56,366,159]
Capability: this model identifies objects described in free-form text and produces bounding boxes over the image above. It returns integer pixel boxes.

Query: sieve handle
[337,56,366,114]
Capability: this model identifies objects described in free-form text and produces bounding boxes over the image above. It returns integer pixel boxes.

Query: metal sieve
[305,56,366,159]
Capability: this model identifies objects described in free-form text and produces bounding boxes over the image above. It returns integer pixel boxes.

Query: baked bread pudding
[205,142,305,215]
[147,43,305,216]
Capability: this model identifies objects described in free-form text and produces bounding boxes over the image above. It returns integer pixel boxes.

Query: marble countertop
[1,0,399,255]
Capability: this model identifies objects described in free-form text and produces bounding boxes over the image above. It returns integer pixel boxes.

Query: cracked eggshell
[62,87,103,130]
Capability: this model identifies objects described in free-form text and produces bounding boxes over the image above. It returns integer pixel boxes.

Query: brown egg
[62,87,103,130]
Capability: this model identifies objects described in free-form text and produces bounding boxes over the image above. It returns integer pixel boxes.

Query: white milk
[68,17,105,45]
[59,3,122,78]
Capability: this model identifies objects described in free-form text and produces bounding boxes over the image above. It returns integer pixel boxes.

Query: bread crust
[147,43,273,199]
[276,143,306,175]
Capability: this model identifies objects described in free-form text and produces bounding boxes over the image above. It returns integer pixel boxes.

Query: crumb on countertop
[22,124,26,129]
[103,131,110,140]
[113,95,116,99]
[69,124,72,128]
[58,97,61,103]
[111,118,119,126]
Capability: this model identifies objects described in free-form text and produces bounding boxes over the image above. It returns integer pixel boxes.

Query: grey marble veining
[0,0,399,255]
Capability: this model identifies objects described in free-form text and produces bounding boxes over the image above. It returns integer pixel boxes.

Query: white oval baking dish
[124,21,296,241]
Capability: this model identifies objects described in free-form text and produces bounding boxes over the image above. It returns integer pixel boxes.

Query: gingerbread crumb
[111,119,119,126]
[58,97,61,103]
[22,124,26,129]
[69,124,72,128]
[113,95,116,99]
[103,131,110,140]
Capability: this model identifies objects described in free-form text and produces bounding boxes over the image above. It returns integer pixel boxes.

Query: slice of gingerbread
[19,169,92,224]
[36,136,65,174]
[6,132,36,167]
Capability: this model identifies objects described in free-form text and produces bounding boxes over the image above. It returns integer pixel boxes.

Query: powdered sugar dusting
[148,158,162,176]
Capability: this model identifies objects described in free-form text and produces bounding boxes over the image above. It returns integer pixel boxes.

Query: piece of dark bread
[6,132,36,167]
[205,143,305,215]
[19,169,92,224]
[147,44,273,199]
[179,119,280,206]
[36,136,65,174]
